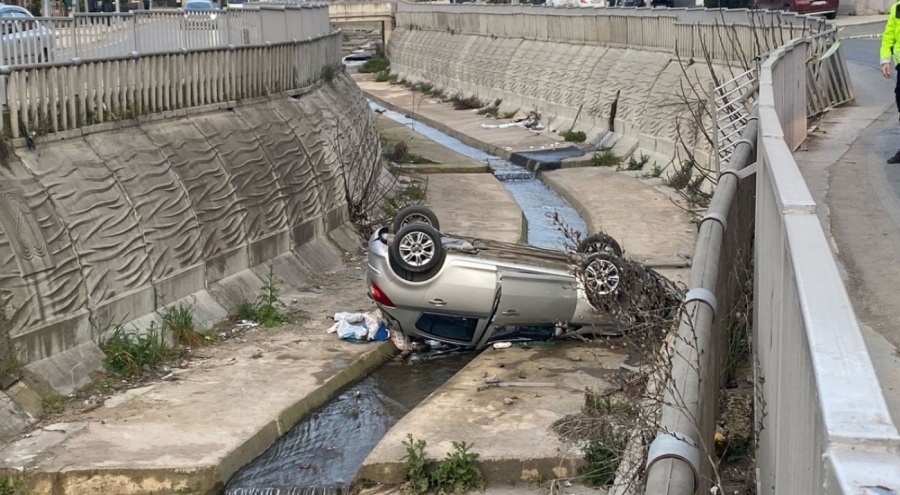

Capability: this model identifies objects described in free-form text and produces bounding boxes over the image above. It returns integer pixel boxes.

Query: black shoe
[888,150,900,164]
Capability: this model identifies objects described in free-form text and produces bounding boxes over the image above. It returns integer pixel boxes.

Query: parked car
[0,4,55,65]
[367,206,682,350]
[182,0,217,29]
[754,0,838,19]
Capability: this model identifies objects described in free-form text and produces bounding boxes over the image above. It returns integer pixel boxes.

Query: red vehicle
[754,0,838,19]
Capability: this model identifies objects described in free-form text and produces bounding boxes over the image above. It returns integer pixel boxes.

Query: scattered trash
[327,310,390,342]
[517,370,527,379]
[503,398,514,405]
[484,375,500,384]
[250,351,263,359]
[236,320,259,328]
[492,342,512,349]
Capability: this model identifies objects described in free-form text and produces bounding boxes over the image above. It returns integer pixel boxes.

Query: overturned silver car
[366,206,682,349]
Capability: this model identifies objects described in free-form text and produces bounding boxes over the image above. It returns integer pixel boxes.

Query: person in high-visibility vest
[881,2,900,163]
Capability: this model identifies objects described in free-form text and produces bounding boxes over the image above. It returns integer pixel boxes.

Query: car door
[490,269,577,327]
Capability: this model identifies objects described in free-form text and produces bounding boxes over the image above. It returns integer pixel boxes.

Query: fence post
[710,81,720,175]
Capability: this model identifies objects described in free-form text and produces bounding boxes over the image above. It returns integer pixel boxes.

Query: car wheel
[578,233,623,257]
[390,223,444,274]
[825,11,836,19]
[392,205,441,234]
[582,252,623,296]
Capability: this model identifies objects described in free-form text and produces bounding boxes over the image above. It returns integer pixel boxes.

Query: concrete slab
[357,342,628,486]
[22,341,106,396]
[0,310,398,494]
[376,114,490,173]
[541,168,696,261]
[422,174,525,244]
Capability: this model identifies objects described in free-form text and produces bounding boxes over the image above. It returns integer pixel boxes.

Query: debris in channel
[326,310,389,342]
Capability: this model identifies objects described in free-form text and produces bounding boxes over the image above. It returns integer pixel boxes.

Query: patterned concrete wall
[0,73,378,396]
[387,28,727,167]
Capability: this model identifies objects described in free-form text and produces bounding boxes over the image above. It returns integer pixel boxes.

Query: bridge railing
[2,29,341,138]
[0,4,330,67]
[752,37,900,493]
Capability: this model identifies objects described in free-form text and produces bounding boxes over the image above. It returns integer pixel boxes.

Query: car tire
[390,223,444,274]
[825,11,836,19]
[582,252,624,297]
[392,205,441,234]
[578,233,624,257]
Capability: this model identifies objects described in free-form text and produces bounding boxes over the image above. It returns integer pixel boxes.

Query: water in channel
[226,102,590,494]
[225,351,474,495]
[369,101,588,250]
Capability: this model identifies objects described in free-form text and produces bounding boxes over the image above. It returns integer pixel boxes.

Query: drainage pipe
[644,116,758,495]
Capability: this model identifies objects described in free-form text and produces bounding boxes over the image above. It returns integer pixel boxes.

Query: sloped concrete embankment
[0,73,381,433]
[387,28,730,169]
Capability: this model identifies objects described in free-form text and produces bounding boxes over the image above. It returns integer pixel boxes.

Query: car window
[415,313,478,342]
[185,1,213,8]
[1,7,32,18]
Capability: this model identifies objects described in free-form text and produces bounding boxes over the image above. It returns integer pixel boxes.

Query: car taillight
[370,280,395,308]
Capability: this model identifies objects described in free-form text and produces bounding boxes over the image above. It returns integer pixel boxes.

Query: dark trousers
[895,64,900,112]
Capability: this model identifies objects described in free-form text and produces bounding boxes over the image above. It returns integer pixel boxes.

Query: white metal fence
[3,29,342,138]
[755,38,900,493]
[0,4,330,67]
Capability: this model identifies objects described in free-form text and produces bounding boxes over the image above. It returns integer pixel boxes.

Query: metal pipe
[644,117,758,495]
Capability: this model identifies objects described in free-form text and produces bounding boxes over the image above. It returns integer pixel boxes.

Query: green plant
[228,266,291,327]
[321,64,336,85]
[591,147,620,167]
[401,434,431,495]
[374,70,392,83]
[99,323,173,378]
[255,265,292,328]
[562,129,587,143]
[430,441,486,495]
[359,57,390,74]
[160,302,211,348]
[650,163,664,178]
[578,431,628,488]
[0,474,26,495]
[622,153,650,171]
[500,109,518,119]
[42,394,65,415]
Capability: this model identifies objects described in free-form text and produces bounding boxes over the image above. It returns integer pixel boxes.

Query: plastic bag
[328,310,389,341]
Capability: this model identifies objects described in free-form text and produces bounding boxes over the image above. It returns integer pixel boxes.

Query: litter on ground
[327,310,390,342]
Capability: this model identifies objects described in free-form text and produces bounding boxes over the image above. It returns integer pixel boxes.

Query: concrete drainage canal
[225,102,589,494]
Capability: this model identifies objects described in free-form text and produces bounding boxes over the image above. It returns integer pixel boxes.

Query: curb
[540,172,597,234]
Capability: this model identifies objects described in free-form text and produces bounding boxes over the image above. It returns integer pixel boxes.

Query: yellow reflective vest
[881,3,900,66]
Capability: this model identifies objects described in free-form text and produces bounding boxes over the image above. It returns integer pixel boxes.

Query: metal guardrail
[0,4,331,67]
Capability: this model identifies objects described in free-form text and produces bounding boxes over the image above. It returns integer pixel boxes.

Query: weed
[621,153,650,171]
[160,303,209,348]
[355,478,377,489]
[500,109,518,119]
[401,434,430,495]
[374,70,392,83]
[42,393,65,415]
[383,141,433,165]
[255,265,292,328]
[321,64,336,85]
[449,94,482,111]
[591,147,620,167]
[400,435,485,495]
[579,429,628,488]
[478,105,499,118]
[232,298,258,322]
[665,159,695,190]
[229,266,291,327]
[562,129,587,143]
[99,323,172,378]
[650,163,664,178]
[359,57,390,74]
[430,441,485,495]
[0,474,26,495]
